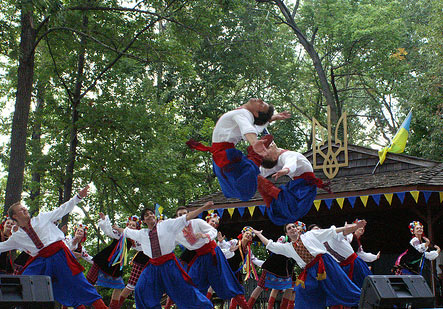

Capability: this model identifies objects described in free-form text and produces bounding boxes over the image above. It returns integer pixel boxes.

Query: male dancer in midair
[187,98,290,201]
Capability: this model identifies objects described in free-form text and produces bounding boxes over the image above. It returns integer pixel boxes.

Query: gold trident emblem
[312,106,348,179]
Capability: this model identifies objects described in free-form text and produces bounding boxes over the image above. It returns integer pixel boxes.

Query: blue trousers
[135,259,213,309]
[213,148,259,201]
[188,246,244,299]
[23,250,101,307]
[267,178,316,225]
[341,256,372,288]
[294,254,361,309]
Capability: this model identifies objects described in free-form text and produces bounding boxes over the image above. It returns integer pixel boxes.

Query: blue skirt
[263,271,292,290]
[188,246,244,299]
[341,256,372,288]
[23,250,101,307]
[213,148,259,201]
[294,254,361,309]
[267,178,317,226]
[135,258,213,309]
[96,269,125,289]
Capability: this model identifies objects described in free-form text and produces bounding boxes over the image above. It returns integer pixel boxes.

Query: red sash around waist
[21,240,84,276]
[339,252,358,280]
[294,172,332,194]
[186,140,236,168]
[148,252,194,286]
[295,254,327,288]
[188,240,217,268]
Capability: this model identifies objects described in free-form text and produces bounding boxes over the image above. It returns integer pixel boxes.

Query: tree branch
[79,18,160,100]
[45,37,74,103]
[291,0,300,19]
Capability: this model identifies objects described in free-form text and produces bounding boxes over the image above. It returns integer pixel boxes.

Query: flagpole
[372,161,380,175]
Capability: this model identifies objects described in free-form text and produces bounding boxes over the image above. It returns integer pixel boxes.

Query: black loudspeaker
[0,275,54,308]
[359,275,434,308]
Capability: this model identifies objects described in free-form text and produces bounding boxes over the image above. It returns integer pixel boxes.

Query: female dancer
[65,224,93,264]
[219,226,264,309]
[0,216,15,274]
[86,213,138,308]
[395,221,440,275]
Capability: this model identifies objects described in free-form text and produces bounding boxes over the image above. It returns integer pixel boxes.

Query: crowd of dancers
[0,98,441,308]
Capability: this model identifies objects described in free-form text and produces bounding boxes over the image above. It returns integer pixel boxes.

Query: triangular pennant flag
[410,191,420,203]
[336,198,345,209]
[227,208,235,218]
[384,193,393,205]
[197,213,203,219]
[360,196,369,207]
[238,207,245,217]
[440,192,443,203]
[396,192,406,204]
[325,199,333,209]
[372,194,381,206]
[314,200,321,211]
[216,208,224,218]
[258,205,266,215]
[248,206,255,217]
[208,209,214,214]
[423,191,432,204]
[348,197,357,208]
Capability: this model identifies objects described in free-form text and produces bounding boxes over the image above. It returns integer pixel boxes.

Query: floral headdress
[295,221,306,233]
[205,213,220,225]
[127,215,141,229]
[74,224,88,243]
[409,221,423,234]
[238,226,255,239]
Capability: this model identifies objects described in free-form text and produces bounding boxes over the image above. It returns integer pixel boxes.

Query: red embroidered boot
[267,296,276,309]
[247,296,257,308]
[280,297,289,309]
[229,298,238,309]
[234,295,250,309]
[257,175,281,207]
[92,298,108,309]
[109,299,120,309]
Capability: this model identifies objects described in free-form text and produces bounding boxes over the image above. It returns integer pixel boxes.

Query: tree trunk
[4,1,36,212]
[61,13,88,225]
[274,0,339,124]
[29,82,45,212]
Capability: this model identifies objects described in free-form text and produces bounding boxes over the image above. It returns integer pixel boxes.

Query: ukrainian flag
[155,203,164,217]
[378,109,413,165]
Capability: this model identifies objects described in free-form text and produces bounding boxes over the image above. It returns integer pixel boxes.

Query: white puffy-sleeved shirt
[212,108,268,145]
[218,239,233,258]
[64,235,93,264]
[175,219,217,250]
[346,234,378,263]
[323,232,355,263]
[99,216,143,251]
[123,215,188,259]
[266,226,338,268]
[260,150,313,178]
[98,215,121,240]
[0,195,82,257]
[410,237,439,260]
